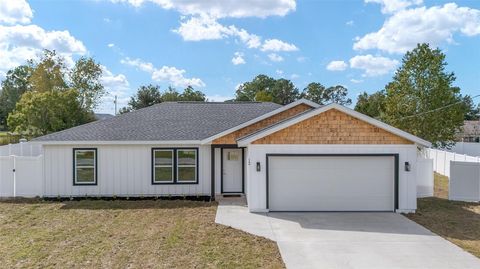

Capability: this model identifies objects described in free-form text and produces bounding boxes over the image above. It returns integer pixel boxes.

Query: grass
[406,173,480,258]
[0,199,284,268]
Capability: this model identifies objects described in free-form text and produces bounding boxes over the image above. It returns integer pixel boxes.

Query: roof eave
[33,140,203,146]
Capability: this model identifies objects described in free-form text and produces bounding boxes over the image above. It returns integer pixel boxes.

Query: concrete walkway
[215,199,480,269]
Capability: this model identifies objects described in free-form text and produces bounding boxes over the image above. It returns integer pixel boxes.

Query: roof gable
[238,103,431,147]
[201,99,319,144]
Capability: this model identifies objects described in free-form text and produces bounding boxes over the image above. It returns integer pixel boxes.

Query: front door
[222,148,243,193]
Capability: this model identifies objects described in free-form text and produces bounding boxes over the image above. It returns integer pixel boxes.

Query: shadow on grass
[0,197,217,210]
[406,197,480,241]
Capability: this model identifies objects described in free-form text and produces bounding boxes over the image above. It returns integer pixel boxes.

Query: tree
[271,79,299,105]
[354,91,386,119]
[235,75,276,101]
[383,43,467,148]
[463,95,480,120]
[70,57,105,111]
[7,90,93,137]
[120,85,162,113]
[0,65,32,129]
[120,85,207,113]
[28,50,68,93]
[300,83,352,105]
[179,85,206,101]
[235,75,299,105]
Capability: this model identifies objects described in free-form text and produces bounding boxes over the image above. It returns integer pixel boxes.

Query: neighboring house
[94,113,115,121]
[456,120,480,143]
[33,99,431,213]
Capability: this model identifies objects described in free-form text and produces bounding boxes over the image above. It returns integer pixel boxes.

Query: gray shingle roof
[33,102,282,142]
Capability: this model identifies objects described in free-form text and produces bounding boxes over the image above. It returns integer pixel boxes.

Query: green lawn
[0,199,284,268]
[406,173,480,258]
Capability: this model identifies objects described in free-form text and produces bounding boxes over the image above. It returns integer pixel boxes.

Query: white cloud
[346,20,354,26]
[350,78,364,83]
[276,69,284,75]
[0,24,87,74]
[326,60,348,71]
[290,73,300,79]
[98,65,131,114]
[261,39,298,52]
[121,57,205,87]
[365,0,423,14]
[110,0,296,18]
[231,52,246,65]
[173,14,293,52]
[108,43,115,48]
[206,94,234,102]
[349,54,399,77]
[268,53,284,62]
[355,3,480,54]
[0,0,33,25]
[296,56,307,62]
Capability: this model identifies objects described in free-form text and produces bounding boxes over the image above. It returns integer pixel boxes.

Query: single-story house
[33,99,431,213]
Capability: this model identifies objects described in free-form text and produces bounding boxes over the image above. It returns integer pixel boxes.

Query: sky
[1,0,479,114]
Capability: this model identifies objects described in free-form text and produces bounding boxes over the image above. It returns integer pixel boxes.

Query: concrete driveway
[215,199,480,269]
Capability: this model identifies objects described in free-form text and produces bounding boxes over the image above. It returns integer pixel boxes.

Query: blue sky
[1,0,479,114]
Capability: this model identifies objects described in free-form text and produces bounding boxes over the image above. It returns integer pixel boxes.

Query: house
[456,120,480,143]
[33,99,431,213]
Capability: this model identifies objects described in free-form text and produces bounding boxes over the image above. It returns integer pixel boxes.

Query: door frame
[221,147,245,194]
[265,153,399,211]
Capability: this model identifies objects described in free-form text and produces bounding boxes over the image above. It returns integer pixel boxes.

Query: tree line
[0,44,478,147]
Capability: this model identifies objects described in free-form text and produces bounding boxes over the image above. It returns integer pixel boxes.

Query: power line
[396,94,480,121]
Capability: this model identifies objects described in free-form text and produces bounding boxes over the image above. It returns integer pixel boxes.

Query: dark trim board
[265,153,400,212]
[151,147,199,185]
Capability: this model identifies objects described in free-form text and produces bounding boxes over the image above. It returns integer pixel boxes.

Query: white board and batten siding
[43,144,211,197]
[245,144,419,213]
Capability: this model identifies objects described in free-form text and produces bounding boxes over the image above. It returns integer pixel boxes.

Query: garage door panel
[268,156,395,211]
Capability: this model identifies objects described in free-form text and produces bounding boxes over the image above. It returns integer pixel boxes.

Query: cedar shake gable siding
[252,109,413,145]
[212,104,313,145]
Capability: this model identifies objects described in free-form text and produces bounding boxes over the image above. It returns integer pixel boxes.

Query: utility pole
[114,95,117,115]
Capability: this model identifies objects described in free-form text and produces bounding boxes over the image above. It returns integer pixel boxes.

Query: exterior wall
[43,144,211,197]
[253,109,413,144]
[212,104,312,144]
[245,144,418,213]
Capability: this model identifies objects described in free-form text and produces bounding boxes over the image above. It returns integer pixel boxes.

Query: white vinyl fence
[0,155,43,197]
[450,161,480,202]
[0,142,42,157]
[416,157,434,197]
[449,142,480,157]
[0,142,43,198]
[425,148,480,176]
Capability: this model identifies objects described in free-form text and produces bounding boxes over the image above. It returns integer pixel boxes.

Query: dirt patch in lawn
[406,173,480,258]
[0,199,284,268]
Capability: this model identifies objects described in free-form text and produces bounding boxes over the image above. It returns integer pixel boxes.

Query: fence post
[12,155,16,198]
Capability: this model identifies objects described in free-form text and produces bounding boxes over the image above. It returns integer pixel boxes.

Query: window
[177,149,197,182]
[153,149,174,183]
[152,148,198,184]
[73,148,97,185]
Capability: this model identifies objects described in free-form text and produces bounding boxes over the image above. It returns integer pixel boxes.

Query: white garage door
[268,155,395,211]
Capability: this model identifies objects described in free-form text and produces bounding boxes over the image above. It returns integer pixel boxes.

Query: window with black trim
[73,148,97,185]
[153,149,174,183]
[152,148,198,184]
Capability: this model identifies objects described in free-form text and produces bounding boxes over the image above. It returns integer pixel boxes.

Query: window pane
[178,150,196,165]
[76,167,95,183]
[178,167,196,182]
[155,150,173,166]
[76,151,95,166]
[155,167,173,182]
